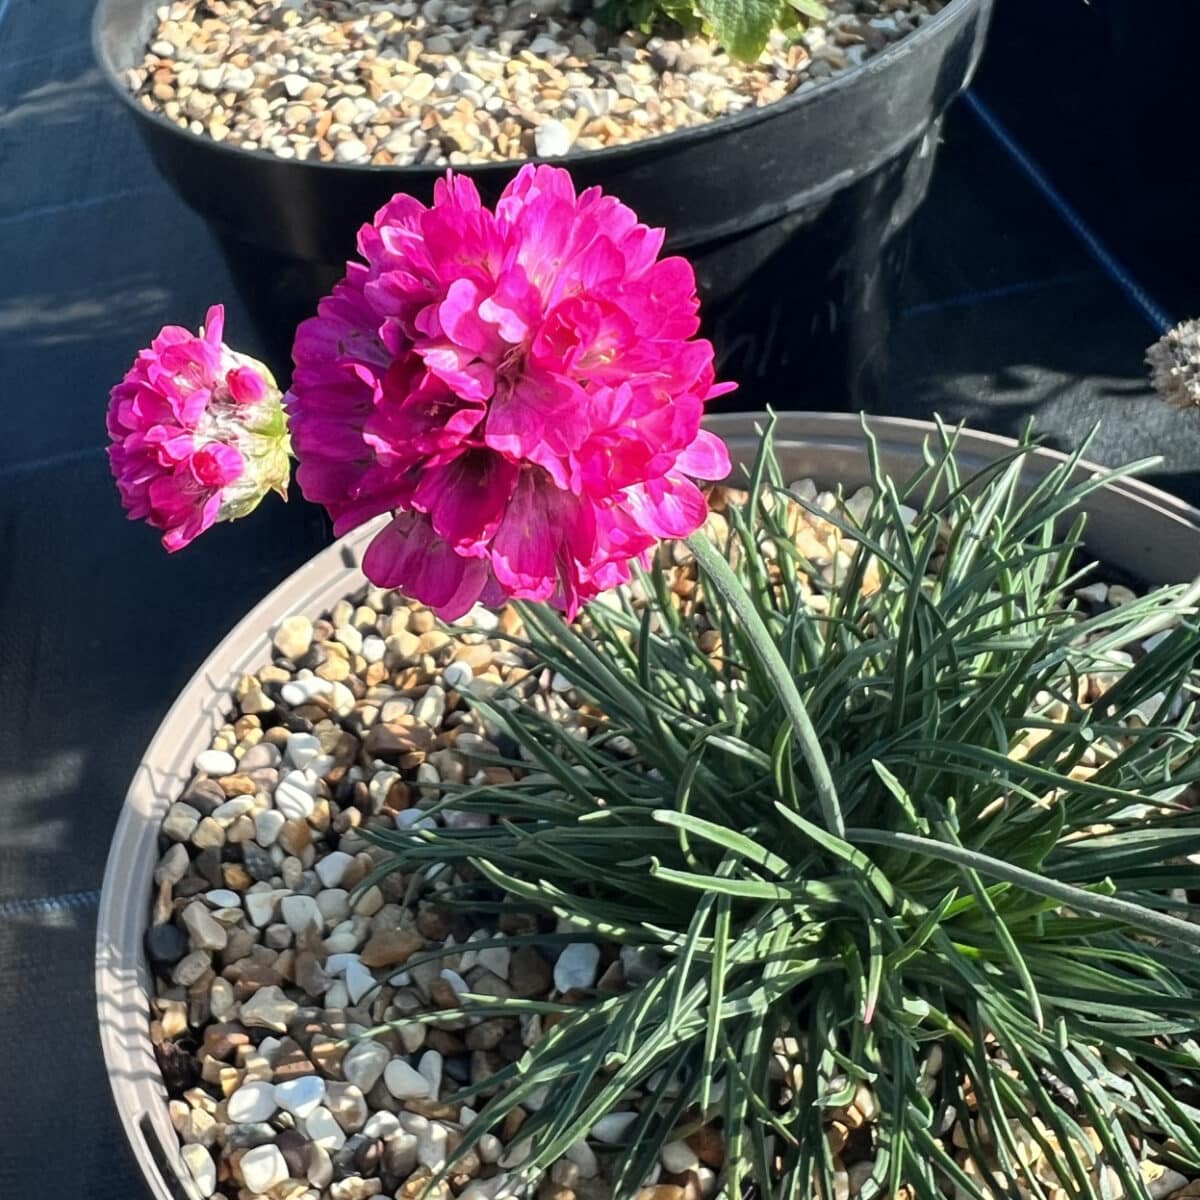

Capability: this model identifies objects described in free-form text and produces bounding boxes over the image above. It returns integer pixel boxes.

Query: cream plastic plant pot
[96,412,1200,1200]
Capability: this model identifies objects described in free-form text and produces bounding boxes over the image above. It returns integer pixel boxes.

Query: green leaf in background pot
[788,0,827,19]
[697,0,776,60]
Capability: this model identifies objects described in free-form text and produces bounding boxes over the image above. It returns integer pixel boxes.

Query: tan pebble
[360,929,425,968]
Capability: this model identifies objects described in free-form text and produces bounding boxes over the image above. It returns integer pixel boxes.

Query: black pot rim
[93,0,982,180]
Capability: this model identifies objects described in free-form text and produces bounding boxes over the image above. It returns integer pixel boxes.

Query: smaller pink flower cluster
[287,165,733,619]
[107,306,291,551]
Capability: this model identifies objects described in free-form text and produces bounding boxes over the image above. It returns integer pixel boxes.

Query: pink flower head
[107,306,291,551]
[288,165,733,620]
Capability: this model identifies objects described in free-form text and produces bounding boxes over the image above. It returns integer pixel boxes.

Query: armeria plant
[108,165,1200,1200]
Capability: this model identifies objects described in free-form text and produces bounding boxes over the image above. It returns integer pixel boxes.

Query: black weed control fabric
[0,0,1194,1194]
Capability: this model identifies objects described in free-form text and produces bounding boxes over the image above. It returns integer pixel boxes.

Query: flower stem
[685,530,845,838]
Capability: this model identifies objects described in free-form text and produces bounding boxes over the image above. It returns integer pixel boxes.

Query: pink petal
[675,429,731,481]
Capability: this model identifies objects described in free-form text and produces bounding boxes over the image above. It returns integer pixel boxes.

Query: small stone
[331,1179,383,1200]
[163,801,201,842]
[182,901,228,951]
[274,615,314,660]
[241,1143,289,1193]
[228,1080,278,1124]
[1144,1165,1190,1200]
[343,1040,392,1093]
[477,943,511,979]
[276,1074,326,1120]
[146,923,188,966]
[385,1058,432,1099]
[534,119,574,158]
[241,985,299,1032]
[245,889,287,928]
[384,1129,420,1178]
[281,894,322,935]
[346,958,379,1005]
[180,1143,217,1196]
[316,850,354,888]
[305,1105,347,1152]
[554,943,600,992]
[195,749,237,776]
[591,1111,638,1144]
[335,138,370,163]
[286,732,323,769]
[652,1137,697,1176]
[417,1121,449,1171]
[155,842,190,885]
[191,817,225,850]
[565,1141,598,1177]
[326,1080,369,1132]
[417,1049,444,1097]
[360,929,424,968]
[317,889,350,924]
[307,1142,335,1188]
[276,772,317,820]
[173,950,212,987]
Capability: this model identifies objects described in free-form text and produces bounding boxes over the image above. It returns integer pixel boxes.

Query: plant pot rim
[93,0,985,179]
[96,411,1200,1200]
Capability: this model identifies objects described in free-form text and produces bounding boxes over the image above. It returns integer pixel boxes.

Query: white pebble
[203,889,241,909]
[255,809,286,847]
[285,732,322,769]
[534,119,574,158]
[384,1058,432,1099]
[417,1049,443,1097]
[281,676,332,705]
[244,889,287,928]
[316,850,354,888]
[240,1144,288,1193]
[443,661,473,690]
[316,889,350,924]
[363,1110,401,1139]
[275,771,316,820]
[195,749,236,776]
[362,636,386,663]
[417,1122,449,1171]
[343,1040,392,1093]
[180,1143,217,1196]
[554,942,600,992]
[591,1111,638,1144]
[395,809,436,831]
[660,1140,699,1173]
[275,1075,326,1120]
[304,1105,347,1151]
[346,959,378,1005]
[440,967,469,998]
[478,943,511,979]
[226,1084,278,1128]
[281,894,321,934]
[565,1140,599,1176]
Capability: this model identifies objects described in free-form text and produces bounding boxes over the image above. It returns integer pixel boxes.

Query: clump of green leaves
[596,0,827,64]
[370,420,1200,1200]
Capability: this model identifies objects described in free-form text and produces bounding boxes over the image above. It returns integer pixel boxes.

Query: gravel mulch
[124,0,948,166]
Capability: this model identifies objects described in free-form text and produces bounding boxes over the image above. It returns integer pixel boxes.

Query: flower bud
[107,305,290,551]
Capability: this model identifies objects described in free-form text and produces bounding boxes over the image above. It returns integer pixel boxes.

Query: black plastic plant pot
[94,0,993,410]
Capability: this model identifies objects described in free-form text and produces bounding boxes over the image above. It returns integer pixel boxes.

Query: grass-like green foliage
[596,0,827,64]
[370,422,1200,1200]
